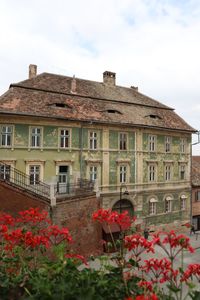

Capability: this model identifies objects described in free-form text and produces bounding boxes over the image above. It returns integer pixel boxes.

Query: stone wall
[51,194,102,257]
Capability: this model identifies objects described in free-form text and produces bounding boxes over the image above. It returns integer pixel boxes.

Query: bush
[0,208,200,299]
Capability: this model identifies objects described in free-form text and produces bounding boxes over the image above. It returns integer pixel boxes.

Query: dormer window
[145,114,162,120]
[49,103,72,109]
[105,109,122,114]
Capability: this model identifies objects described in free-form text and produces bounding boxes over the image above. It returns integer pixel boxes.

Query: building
[0,65,195,230]
[191,156,200,230]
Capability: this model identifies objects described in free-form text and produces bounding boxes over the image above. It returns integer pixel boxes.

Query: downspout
[190,141,192,224]
[79,125,83,182]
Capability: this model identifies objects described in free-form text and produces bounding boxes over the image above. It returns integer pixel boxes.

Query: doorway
[58,165,69,194]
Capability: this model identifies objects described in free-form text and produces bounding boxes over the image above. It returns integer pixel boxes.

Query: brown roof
[0,72,195,132]
[192,156,200,186]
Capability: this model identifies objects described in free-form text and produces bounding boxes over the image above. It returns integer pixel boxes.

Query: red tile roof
[0,72,195,132]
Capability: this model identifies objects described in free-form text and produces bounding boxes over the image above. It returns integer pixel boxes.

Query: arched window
[112,199,134,216]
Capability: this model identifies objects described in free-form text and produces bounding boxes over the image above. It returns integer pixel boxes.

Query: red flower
[181,264,200,282]
[65,253,88,265]
[92,209,134,230]
[124,234,154,257]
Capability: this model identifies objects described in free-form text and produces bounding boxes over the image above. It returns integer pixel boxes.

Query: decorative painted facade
[0,65,195,229]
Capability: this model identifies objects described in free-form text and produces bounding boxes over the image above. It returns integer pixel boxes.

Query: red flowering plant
[93,208,200,299]
[0,207,77,294]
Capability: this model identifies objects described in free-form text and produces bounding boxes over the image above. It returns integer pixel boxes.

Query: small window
[180,138,186,153]
[0,164,11,180]
[120,165,127,183]
[180,165,186,180]
[31,127,41,148]
[165,164,172,181]
[119,133,127,150]
[165,199,172,213]
[149,201,157,215]
[165,136,171,153]
[149,164,156,182]
[89,166,97,181]
[89,131,97,150]
[149,135,156,152]
[180,198,186,210]
[195,191,200,201]
[106,109,122,114]
[60,129,70,148]
[146,114,162,120]
[50,103,72,109]
[29,165,40,185]
[1,126,12,147]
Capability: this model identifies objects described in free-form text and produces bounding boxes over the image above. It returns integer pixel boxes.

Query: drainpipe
[79,125,83,182]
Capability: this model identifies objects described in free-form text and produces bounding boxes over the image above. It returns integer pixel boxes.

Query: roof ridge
[9,84,174,111]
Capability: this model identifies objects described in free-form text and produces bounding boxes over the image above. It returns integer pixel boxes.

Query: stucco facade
[0,65,195,230]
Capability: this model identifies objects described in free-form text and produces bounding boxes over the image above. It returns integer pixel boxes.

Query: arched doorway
[112,199,134,216]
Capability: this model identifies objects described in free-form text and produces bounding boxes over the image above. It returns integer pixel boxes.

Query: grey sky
[0,0,200,153]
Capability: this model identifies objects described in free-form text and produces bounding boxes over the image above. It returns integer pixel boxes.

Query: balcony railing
[55,178,95,197]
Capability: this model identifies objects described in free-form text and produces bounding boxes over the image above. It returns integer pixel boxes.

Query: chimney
[71,75,76,93]
[29,64,37,79]
[103,71,116,86]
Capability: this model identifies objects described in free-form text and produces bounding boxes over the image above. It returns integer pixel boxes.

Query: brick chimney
[103,71,116,86]
[29,64,37,79]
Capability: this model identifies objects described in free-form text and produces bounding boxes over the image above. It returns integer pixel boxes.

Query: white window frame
[30,127,42,148]
[165,136,171,153]
[119,132,128,151]
[180,198,186,210]
[89,131,97,150]
[149,135,156,152]
[165,199,172,213]
[89,165,98,181]
[148,163,156,182]
[60,128,70,149]
[29,165,41,185]
[1,125,13,147]
[25,161,44,185]
[149,201,157,215]
[165,164,172,181]
[180,138,186,153]
[119,165,127,184]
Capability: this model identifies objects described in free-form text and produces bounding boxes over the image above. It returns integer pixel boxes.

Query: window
[165,136,171,153]
[89,131,97,150]
[165,199,172,213]
[149,135,156,152]
[165,164,172,181]
[119,133,127,150]
[31,127,41,147]
[60,129,70,148]
[180,138,186,153]
[29,165,40,185]
[180,165,186,180]
[195,191,200,201]
[89,166,97,181]
[149,201,157,215]
[1,126,12,147]
[180,198,186,210]
[148,164,156,182]
[120,165,127,183]
[0,164,11,180]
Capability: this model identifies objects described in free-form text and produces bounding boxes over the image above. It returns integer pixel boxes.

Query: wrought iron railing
[0,161,50,199]
[54,178,95,196]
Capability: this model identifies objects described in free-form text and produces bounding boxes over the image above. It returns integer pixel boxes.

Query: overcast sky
[0,0,200,153]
